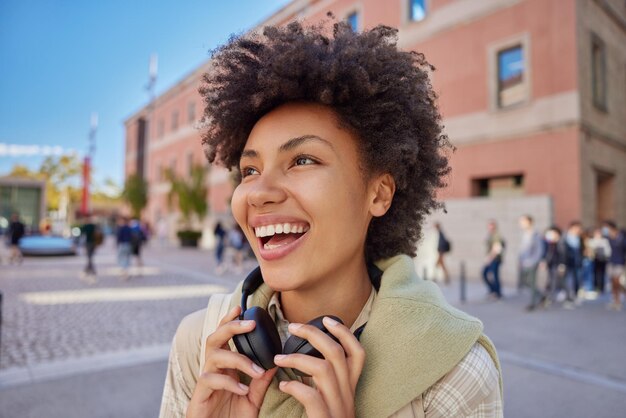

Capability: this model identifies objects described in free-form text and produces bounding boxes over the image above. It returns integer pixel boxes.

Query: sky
[0,0,292,189]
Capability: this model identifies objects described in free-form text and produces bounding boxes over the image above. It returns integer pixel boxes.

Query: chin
[258,260,311,292]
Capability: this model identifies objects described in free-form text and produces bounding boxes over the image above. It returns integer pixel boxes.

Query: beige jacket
[159,295,501,417]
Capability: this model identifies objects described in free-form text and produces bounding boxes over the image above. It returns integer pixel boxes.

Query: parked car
[18,235,77,256]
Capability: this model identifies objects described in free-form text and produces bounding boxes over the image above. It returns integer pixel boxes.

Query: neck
[279,257,372,328]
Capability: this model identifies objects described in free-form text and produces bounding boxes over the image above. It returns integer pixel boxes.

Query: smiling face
[232,102,390,292]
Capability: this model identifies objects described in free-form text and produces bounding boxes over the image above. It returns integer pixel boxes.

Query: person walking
[80,215,102,283]
[482,220,504,300]
[7,213,25,265]
[227,224,245,274]
[130,218,146,269]
[541,226,566,306]
[434,222,451,284]
[156,217,168,248]
[518,215,544,311]
[116,217,133,280]
[562,221,585,307]
[588,227,611,294]
[604,221,626,311]
[213,221,227,274]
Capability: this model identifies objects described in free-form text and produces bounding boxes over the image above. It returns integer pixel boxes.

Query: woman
[588,228,611,294]
[160,20,502,418]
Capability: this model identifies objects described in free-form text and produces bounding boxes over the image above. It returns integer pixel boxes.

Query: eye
[240,166,259,178]
[293,155,317,166]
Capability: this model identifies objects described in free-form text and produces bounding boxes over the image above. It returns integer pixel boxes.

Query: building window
[591,33,607,111]
[188,102,196,124]
[347,11,359,31]
[171,110,179,131]
[497,45,525,108]
[472,175,524,198]
[157,119,164,138]
[187,152,194,176]
[409,0,427,22]
[170,158,177,175]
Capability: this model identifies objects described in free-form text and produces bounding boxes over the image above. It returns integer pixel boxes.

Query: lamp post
[80,112,97,217]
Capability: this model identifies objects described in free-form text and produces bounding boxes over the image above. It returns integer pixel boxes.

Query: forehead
[244,102,357,153]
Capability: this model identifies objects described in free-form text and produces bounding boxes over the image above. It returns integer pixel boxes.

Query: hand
[186,306,277,418]
[274,317,366,418]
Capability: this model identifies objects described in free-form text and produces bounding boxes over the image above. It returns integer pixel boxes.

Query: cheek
[231,185,247,228]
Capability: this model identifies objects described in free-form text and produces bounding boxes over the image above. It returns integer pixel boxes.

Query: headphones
[232,265,382,372]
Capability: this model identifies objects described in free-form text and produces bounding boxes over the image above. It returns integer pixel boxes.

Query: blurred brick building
[124,0,626,245]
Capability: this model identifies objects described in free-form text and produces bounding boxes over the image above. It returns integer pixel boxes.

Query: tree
[165,165,208,231]
[122,174,148,218]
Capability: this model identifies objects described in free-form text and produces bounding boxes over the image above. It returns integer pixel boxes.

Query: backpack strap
[198,293,233,374]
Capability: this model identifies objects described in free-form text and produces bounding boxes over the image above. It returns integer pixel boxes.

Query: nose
[247,172,287,208]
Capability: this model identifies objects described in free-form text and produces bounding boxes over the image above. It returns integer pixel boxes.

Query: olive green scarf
[228,255,502,417]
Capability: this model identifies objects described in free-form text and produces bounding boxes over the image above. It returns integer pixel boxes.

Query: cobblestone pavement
[2,242,626,417]
[0,239,253,370]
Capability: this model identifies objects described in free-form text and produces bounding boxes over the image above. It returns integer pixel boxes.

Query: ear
[369,173,395,218]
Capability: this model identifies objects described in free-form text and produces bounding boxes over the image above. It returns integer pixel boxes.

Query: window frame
[487,33,532,112]
[346,10,359,32]
[188,101,196,124]
[591,32,608,112]
[407,0,428,23]
[171,110,179,131]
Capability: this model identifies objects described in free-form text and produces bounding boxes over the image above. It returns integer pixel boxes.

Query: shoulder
[173,309,206,351]
[422,342,502,417]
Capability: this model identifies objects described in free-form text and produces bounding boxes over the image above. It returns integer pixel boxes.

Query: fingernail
[252,363,264,374]
[288,323,302,332]
[240,320,254,327]
[323,316,339,326]
[274,354,286,361]
[238,383,249,392]
[279,381,288,389]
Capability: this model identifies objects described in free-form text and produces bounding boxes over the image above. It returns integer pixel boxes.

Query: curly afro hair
[200,18,451,262]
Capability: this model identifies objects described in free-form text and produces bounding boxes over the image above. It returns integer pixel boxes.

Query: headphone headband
[241,266,264,311]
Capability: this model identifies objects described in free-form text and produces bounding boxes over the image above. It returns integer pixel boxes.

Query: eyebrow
[240,135,333,161]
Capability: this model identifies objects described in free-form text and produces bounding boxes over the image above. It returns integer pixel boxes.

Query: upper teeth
[254,223,308,238]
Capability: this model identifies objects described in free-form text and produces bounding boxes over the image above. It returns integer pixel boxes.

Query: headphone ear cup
[284,315,343,358]
[232,307,282,370]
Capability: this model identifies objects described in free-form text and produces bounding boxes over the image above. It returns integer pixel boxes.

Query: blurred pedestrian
[156,217,168,248]
[227,224,245,274]
[604,221,626,311]
[482,220,505,300]
[434,222,451,284]
[116,217,133,280]
[80,215,102,283]
[130,218,146,269]
[7,213,25,265]
[581,228,595,294]
[518,215,544,311]
[213,221,226,274]
[588,227,611,294]
[563,221,584,308]
[541,226,566,306]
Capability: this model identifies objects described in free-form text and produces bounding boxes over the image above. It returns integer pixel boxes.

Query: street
[1,240,625,418]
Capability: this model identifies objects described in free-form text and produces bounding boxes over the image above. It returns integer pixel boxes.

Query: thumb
[248,367,278,409]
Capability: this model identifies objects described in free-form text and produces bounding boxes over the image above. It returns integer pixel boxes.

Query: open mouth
[254,222,310,250]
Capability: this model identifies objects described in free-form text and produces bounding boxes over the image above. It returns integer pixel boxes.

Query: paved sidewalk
[1,242,625,417]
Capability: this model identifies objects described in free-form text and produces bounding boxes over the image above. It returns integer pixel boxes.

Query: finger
[219,306,241,327]
[204,347,265,378]
[194,372,249,398]
[248,367,278,409]
[274,353,344,415]
[322,316,366,389]
[288,322,351,395]
[279,380,330,418]
[204,318,256,351]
